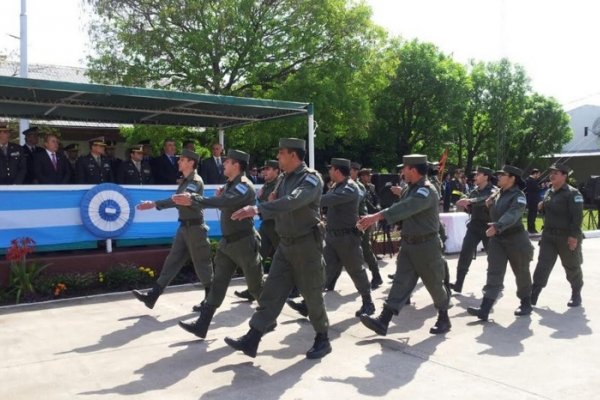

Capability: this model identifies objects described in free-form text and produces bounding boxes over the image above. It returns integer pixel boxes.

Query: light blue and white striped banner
[0,184,259,250]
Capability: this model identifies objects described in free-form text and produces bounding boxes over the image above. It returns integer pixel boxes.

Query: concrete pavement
[1,236,599,400]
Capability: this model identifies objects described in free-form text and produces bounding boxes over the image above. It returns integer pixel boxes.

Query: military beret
[261,160,279,170]
[226,149,250,163]
[180,148,200,162]
[358,168,373,176]
[22,127,39,136]
[327,158,351,169]
[89,136,106,146]
[549,163,572,175]
[129,145,144,154]
[403,154,428,166]
[476,166,494,176]
[279,138,305,151]
[64,143,79,151]
[495,165,523,178]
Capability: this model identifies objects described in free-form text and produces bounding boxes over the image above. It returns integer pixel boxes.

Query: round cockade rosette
[80,183,135,238]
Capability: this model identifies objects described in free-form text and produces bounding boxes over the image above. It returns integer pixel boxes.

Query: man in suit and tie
[21,127,43,183]
[151,138,181,184]
[201,142,226,184]
[33,133,71,184]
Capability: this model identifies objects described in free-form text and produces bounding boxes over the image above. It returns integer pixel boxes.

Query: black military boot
[286,299,309,317]
[429,309,451,334]
[360,305,394,336]
[467,297,494,321]
[568,288,582,307]
[370,268,383,290]
[132,283,162,309]
[306,332,332,359]
[192,286,211,312]
[355,294,376,317]
[224,327,263,358]
[179,303,216,338]
[530,284,542,306]
[233,289,255,302]
[514,297,533,316]
[449,270,467,293]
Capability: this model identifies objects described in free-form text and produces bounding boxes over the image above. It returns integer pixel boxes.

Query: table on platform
[439,212,484,254]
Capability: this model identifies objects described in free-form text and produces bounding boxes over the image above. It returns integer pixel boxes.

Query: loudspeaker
[583,176,600,205]
[372,173,400,209]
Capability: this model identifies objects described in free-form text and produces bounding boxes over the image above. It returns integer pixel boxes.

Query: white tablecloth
[439,212,484,254]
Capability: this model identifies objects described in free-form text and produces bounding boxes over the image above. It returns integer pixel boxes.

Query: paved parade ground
[1,236,599,400]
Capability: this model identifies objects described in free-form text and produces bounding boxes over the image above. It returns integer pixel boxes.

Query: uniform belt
[280,226,320,245]
[179,218,204,227]
[543,227,570,236]
[326,227,359,237]
[223,230,254,244]
[497,224,525,236]
[401,232,438,245]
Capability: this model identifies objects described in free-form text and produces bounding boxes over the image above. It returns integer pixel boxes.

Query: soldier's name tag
[305,174,318,187]
[235,183,248,194]
[517,196,527,205]
[10,151,20,157]
[344,184,356,192]
[416,187,430,198]
[186,183,198,192]
[574,195,584,203]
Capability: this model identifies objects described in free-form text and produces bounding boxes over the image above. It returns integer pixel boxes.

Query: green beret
[403,154,428,166]
[181,148,200,162]
[476,166,494,176]
[226,149,250,163]
[328,158,351,169]
[261,160,279,169]
[549,163,572,175]
[279,138,305,150]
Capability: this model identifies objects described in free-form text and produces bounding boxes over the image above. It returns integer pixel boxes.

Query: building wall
[565,105,600,152]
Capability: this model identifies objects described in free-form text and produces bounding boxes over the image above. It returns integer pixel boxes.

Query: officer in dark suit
[151,138,180,184]
[75,137,114,184]
[117,145,154,185]
[63,143,79,183]
[33,133,71,184]
[201,142,226,184]
[0,123,27,184]
[104,140,122,174]
[21,126,43,183]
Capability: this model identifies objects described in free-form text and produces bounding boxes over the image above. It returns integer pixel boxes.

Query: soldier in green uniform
[132,149,213,309]
[225,138,331,359]
[234,159,281,302]
[467,165,534,321]
[287,158,375,317]
[357,154,451,336]
[177,149,263,339]
[531,163,584,307]
[450,167,496,292]
[357,167,384,288]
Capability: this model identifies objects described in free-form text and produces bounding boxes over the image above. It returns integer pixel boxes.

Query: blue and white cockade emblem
[80,183,135,238]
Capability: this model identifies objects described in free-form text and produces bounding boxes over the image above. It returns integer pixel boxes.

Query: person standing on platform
[132,149,213,309]
[225,138,331,360]
[33,133,71,184]
[467,165,534,321]
[525,168,542,233]
[450,167,496,293]
[151,138,180,184]
[117,145,154,185]
[75,137,114,184]
[63,143,79,182]
[357,154,451,336]
[531,163,584,307]
[177,149,263,339]
[0,123,27,185]
[201,142,226,184]
[21,127,43,184]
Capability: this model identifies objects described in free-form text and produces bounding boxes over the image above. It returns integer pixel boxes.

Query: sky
[1,0,599,109]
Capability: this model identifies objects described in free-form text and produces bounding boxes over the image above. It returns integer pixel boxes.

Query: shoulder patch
[574,195,584,203]
[343,184,356,193]
[235,183,249,194]
[416,187,430,198]
[185,183,198,192]
[517,196,527,205]
[305,174,318,187]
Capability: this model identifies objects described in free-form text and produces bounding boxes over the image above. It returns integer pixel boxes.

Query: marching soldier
[450,166,496,292]
[225,138,331,359]
[357,154,451,336]
[177,149,263,339]
[75,137,114,184]
[0,123,27,185]
[531,163,584,307]
[467,165,534,321]
[117,145,154,185]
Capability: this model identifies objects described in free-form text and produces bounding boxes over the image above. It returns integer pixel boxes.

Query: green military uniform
[258,167,280,260]
[454,169,496,290]
[192,170,262,308]
[483,175,533,302]
[383,175,449,313]
[322,161,371,300]
[155,170,213,289]
[532,165,583,303]
[250,161,328,335]
[356,179,380,272]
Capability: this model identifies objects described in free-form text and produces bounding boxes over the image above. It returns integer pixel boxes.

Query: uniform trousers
[324,232,371,296]
[533,232,583,290]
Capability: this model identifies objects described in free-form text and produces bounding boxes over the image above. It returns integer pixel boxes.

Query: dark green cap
[279,138,305,150]
[549,163,572,175]
[495,165,523,178]
[328,158,351,169]
[180,149,199,162]
[403,154,427,166]
[261,160,279,169]
[350,162,361,170]
[226,149,250,163]
[476,166,494,176]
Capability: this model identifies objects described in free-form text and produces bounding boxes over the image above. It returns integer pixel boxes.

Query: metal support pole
[19,0,29,145]
[307,104,315,169]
